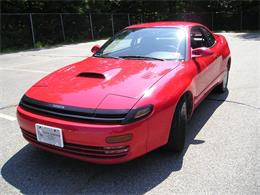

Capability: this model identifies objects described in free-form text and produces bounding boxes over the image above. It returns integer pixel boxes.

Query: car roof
[126,21,201,29]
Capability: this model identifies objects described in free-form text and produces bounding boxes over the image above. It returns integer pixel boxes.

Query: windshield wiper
[119,55,164,61]
[93,54,120,59]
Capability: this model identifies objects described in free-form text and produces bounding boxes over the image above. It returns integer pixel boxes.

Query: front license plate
[35,124,64,148]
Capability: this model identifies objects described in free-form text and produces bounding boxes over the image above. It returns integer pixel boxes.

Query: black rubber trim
[21,95,95,116]
[19,95,130,124]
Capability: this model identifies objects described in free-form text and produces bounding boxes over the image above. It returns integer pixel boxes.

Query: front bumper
[17,106,148,164]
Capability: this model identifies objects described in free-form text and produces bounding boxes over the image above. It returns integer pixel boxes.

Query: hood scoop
[77,72,105,79]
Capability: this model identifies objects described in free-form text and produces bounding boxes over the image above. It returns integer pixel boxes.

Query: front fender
[134,62,197,151]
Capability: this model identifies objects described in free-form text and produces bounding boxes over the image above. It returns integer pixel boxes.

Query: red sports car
[17,22,231,164]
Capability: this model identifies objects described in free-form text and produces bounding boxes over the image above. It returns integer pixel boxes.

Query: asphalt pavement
[0,33,259,194]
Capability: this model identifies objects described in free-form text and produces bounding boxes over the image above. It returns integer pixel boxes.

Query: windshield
[94,27,186,61]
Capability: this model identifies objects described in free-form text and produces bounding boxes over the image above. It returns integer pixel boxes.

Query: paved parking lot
[0,33,259,194]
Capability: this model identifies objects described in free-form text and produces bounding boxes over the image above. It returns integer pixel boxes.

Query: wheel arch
[179,90,194,120]
[227,57,231,71]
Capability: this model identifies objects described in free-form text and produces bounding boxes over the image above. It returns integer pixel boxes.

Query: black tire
[165,97,188,153]
[216,69,229,93]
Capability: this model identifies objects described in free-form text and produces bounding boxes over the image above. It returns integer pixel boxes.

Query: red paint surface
[17,22,231,164]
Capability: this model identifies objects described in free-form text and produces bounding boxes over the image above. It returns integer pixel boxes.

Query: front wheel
[165,98,187,153]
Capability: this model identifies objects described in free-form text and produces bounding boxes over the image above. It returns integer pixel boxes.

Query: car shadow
[1,91,228,194]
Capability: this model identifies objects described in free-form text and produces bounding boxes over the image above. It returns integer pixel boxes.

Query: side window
[190,27,208,49]
[201,27,216,47]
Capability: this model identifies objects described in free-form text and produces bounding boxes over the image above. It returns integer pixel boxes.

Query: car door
[191,26,221,99]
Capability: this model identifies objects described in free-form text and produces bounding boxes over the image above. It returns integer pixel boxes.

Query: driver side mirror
[191,47,213,58]
[91,45,101,54]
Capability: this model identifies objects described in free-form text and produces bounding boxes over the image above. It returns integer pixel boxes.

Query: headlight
[122,105,153,124]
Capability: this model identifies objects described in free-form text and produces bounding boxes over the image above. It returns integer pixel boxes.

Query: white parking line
[0,113,17,121]
[0,68,50,74]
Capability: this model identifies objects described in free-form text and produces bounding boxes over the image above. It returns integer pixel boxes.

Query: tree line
[1,0,259,52]
[1,0,259,14]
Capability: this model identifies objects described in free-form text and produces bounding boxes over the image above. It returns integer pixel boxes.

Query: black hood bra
[19,95,130,124]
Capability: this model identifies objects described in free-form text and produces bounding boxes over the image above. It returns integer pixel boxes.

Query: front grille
[22,129,129,159]
[19,95,130,124]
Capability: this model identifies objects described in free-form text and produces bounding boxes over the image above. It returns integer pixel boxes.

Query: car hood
[26,57,180,109]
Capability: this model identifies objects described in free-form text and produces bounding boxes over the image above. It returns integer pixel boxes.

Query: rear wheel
[165,97,188,153]
[216,69,229,93]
